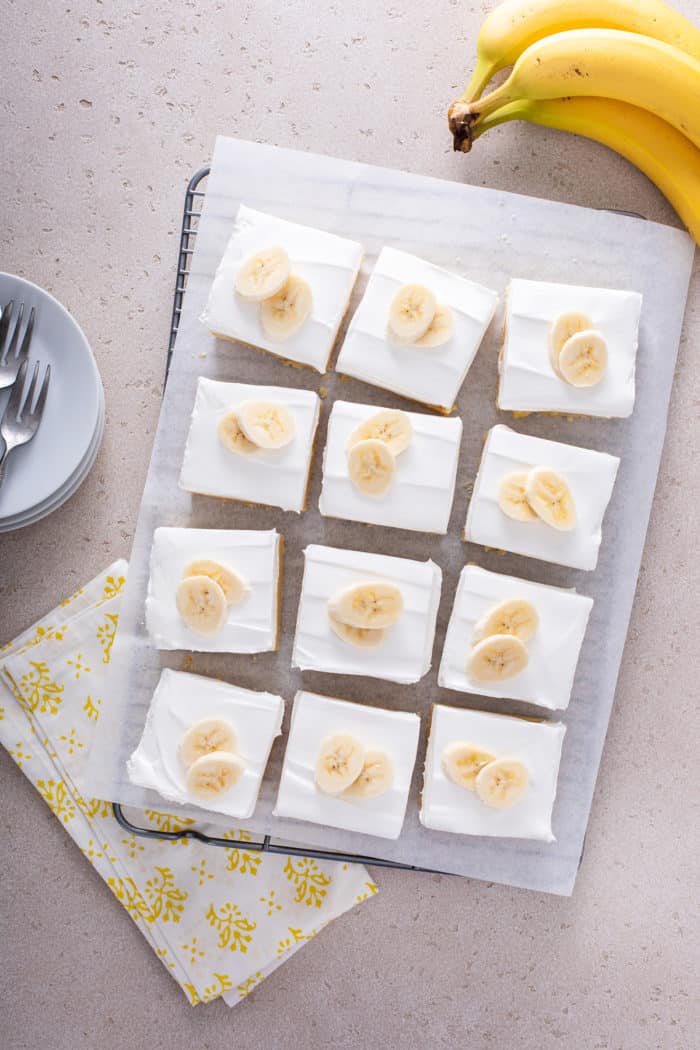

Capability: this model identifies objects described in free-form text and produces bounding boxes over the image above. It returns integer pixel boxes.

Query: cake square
[438,564,593,710]
[273,690,420,840]
[498,278,643,418]
[464,425,620,571]
[200,204,363,372]
[318,400,462,534]
[292,544,442,685]
[145,527,281,653]
[420,704,566,841]
[335,246,498,412]
[179,377,320,513]
[127,668,284,819]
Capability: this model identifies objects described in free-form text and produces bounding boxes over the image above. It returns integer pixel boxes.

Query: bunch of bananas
[448,0,700,242]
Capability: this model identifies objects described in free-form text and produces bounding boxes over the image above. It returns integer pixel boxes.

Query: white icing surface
[145,527,280,653]
[464,425,620,571]
[179,377,320,513]
[438,564,593,710]
[318,399,462,534]
[292,544,442,685]
[200,204,363,372]
[127,668,284,819]
[420,704,566,841]
[498,278,643,417]
[273,690,420,839]
[335,246,498,411]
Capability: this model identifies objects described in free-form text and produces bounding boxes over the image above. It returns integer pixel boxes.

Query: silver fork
[0,301,36,390]
[0,358,51,488]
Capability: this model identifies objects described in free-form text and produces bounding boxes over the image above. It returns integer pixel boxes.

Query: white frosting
[127,668,284,819]
[292,543,442,685]
[498,278,643,418]
[464,425,619,571]
[200,205,363,372]
[318,399,462,534]
[438,564,593,710]
[420,704,566,841]
[273,690,420,840]
[335,246,498,411]
[146,527,281,653]
[179,377,320,513]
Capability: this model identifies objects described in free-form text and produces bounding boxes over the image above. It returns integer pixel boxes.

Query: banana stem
[460,55,500,105]
[449,84,517,150]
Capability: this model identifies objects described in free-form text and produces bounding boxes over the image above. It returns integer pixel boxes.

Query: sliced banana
[237,399,296,450]
[175,575,228,635]
[347,438,396,497]
[343,749,394,800]
[260,274,312,341]
[497,472,538,522]
[475,757,529,809]
[388,283,437,342]
[217,411,259,456]
[186,750,245,799]
[328,610,387,649]
[348,409,413,456]
[328,581,403,630]
[179,718,237,769]
[473,598,539,644]
[441,741,496,790]
[525,466,577,531]
[549,311,592,374]
[558,329,608,387]
[414,303,454,348]
[466,633,529,683]
[234,245,291,301]
[183,559,249,606]
[315,733,365,795]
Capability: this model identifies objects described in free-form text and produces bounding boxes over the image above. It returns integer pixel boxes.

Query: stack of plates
[0,273,105,533]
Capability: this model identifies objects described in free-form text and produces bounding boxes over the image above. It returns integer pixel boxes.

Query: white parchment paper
[85,136,695,895]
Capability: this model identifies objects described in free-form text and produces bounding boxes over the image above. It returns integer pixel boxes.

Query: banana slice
[558,329,608,387]
[497,471,538,522]
[328,581,404,630]
[549,311,592,374]
[348,409,413,456]
[414,303,454,348]
[237,400,296,450]
[525,466,577,531]
[466,633,529,683]
[328,610,387,649]
[343,749,394,800]
[473,598,539,644]
[260,274,312,341]
[441,741,496,790]
[388,283,437,342]
[179,718,237,769]
[347,438,396,497]
[186,750,245,799]
[175,575,228,635]
[183,560,249,606]
[217,411,259,456]
[234,245,291,301]
[315,733,365,795]
[475,757,529,809]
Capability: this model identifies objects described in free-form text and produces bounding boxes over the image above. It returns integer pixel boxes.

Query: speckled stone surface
[0,1,697,1046]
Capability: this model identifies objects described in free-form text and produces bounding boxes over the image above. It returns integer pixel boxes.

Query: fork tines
[4,358,51,422]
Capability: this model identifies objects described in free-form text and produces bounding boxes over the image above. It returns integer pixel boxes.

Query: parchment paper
[85,136,695,895]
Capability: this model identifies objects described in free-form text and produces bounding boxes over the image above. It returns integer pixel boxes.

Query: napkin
[0,561,377,1005]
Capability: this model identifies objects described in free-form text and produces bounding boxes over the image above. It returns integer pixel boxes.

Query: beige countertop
[1,2,697,1047]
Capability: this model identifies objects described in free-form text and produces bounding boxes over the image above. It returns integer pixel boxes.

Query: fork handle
[0,446,11,489]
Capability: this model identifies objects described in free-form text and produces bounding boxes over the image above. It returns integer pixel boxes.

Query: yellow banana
[450,29,700,153]
[470,96,700,243]
[460,0,700,102]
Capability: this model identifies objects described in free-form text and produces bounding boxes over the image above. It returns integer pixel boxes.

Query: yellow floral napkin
[0,561,377,1006]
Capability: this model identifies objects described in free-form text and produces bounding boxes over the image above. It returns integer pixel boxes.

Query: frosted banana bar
[273,690,420,840]
[420,704,566,841]
[127,668,284,819]
[200,204,363,373]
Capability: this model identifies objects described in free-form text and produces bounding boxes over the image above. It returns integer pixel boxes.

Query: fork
[0,301,36,390]
[0,358,51,488]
